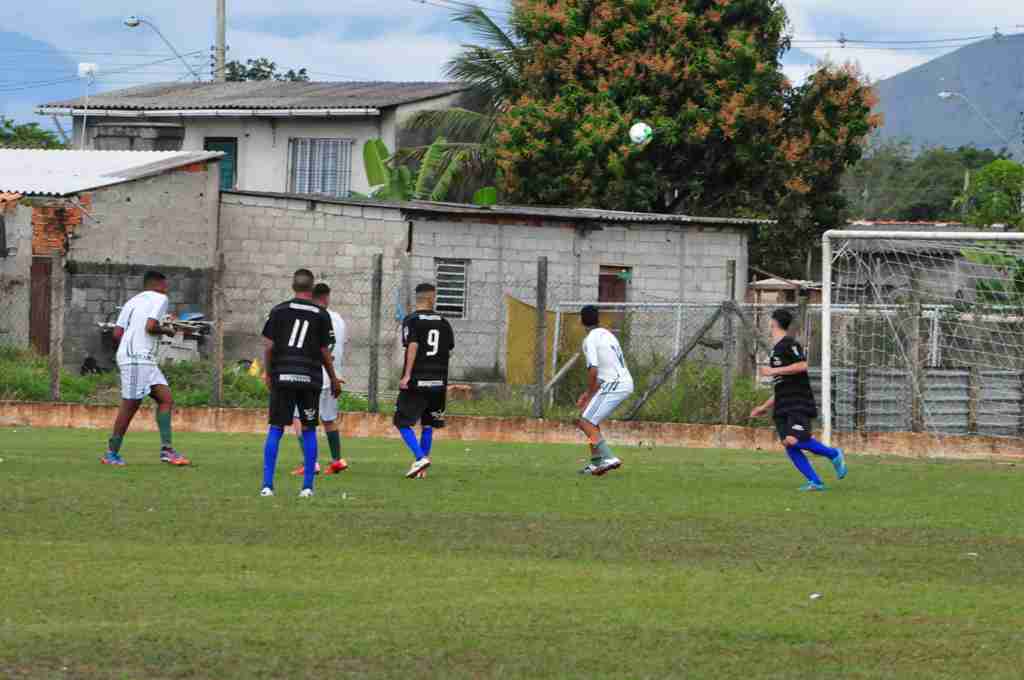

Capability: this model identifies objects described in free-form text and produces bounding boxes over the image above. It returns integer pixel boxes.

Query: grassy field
[2,428,1023,679]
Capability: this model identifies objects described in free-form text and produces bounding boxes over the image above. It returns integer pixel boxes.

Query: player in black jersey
[259,269,342,498]
[750,308,848,491]
[394,283,455,479]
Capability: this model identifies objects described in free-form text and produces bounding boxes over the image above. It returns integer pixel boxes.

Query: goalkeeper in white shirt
[576,305,634,476]
[100,271,189,466]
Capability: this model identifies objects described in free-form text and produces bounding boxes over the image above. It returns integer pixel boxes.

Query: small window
[204,137,238,190]
[435,258,468,319]
[599,265,631,303]
[288,138,354,197]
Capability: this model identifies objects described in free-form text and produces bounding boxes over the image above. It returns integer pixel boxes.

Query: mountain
[0,31,80,131]
[873,35,1024,155]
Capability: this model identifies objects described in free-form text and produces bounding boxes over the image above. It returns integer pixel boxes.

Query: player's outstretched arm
[750,397,775,419]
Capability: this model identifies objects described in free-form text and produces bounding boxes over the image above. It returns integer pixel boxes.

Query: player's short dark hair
[415,283,436,295]
[772,308,794,330]
[292,269,315,293]
[313,283,330,298]
[581,305,600,328]
[143,270,166,287]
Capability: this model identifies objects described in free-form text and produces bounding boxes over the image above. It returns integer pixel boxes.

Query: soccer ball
[629,122,653,145]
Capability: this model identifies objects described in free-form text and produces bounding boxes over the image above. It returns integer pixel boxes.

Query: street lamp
[123,15,201,81]
[937,91,1018,153]
[938,91,1024,214]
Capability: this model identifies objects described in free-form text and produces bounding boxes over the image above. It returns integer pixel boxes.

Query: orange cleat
[291,462,321,476]
[325,459,349,475]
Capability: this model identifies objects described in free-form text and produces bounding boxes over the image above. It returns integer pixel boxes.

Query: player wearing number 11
[259,269,342,498]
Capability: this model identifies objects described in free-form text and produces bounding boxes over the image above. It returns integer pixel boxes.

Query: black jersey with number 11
[401,310,455,389]
[262,298,334,390]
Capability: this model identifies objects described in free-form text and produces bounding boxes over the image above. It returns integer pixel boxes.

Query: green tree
[0,117,66,149]
[225,58,309,82]
[400,5,524,199]
[841,142,1005,222]
[958,159,1024,228]
[491,0,879,276]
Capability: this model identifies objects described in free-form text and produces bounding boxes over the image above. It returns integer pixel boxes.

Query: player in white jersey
[290,282,349,477]
[100,271,189,466]
[576,305,634,476]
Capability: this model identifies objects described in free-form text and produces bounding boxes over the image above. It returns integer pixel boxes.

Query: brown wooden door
[30,257,52,356]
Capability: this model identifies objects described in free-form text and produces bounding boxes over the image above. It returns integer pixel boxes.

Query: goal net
[822,229,1024,443]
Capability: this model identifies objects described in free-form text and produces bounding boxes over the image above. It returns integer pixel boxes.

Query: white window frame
[287,137,354,198]
[435,258,469,320]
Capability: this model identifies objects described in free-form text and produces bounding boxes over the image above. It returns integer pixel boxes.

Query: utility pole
[215,0,226,81]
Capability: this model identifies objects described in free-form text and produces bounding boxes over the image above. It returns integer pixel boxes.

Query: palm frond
[450,4,517,51]
[402,108,497,142]
[414,138,449,200]
[445,46,522,107]
[430,150,470,202]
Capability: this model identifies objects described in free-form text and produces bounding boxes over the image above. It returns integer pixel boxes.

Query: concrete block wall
[409,216,751,379]
[0,201,33,349]
[219,193,408,392]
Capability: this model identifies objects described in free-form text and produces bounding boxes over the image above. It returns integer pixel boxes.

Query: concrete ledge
[1,401,1023,461]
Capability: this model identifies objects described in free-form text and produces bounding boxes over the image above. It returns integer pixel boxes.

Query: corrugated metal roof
[0,150,223,196]
[224,189,772,227]
[39,81,468,112]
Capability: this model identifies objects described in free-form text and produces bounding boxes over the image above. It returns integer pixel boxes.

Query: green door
[204,138,237,190]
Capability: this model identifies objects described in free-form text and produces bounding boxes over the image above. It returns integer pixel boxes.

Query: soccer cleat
[291,462,321,476]
[578,463,599,475]
[298,488,314,498]
[325,459,349,475]
[593,457,622,476]
[832,449,848,480]
[799,481,826,492]
[260,487,275,497]
[100,452,126,466]
[405,457,431,479]
[160,448,191,466]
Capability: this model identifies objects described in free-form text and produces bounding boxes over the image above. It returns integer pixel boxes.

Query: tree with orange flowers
[493,0,881,275]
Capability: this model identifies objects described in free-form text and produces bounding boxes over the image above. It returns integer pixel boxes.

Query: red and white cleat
[291,462,321,476]
[405,457,431,479]
[325,459,349,475]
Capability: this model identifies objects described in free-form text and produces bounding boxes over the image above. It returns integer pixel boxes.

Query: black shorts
[393,388,446,429]
[269,386,320,428]
[775,412,813,442]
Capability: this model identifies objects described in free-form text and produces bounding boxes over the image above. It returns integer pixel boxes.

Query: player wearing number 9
[258,269,343,498]
[395,282,455,479]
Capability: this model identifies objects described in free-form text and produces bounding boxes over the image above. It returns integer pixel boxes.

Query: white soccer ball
[629,121,653,145]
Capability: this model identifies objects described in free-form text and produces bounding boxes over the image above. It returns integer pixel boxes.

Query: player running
[290,282,349,478]
[750,308,848,491]
[395,283,454,479]
[576,305,633,476]
[259,269,342,498]
[100,270,189,467]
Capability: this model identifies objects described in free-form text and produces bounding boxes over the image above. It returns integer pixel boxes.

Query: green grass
[2,429,1024,678]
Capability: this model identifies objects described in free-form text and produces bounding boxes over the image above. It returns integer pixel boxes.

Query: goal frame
[821,229,1024,444]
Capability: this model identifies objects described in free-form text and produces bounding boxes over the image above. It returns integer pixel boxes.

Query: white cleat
[298,488,314,498]
[260,487,275,497]
[593,457,622,476]
[405,456,432,479]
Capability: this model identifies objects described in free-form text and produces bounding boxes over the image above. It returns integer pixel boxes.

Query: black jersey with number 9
[262,298,334,390]
[401,310,455,389]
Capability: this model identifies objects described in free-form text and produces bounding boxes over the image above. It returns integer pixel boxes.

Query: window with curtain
[288,138,354,197]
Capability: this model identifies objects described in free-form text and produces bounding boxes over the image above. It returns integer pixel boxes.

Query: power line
[0,53,203,93]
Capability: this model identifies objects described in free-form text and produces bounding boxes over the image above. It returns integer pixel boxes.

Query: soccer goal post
[822,229,1024,445]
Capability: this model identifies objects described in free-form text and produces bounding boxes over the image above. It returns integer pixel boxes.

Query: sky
[0,0,1021,126]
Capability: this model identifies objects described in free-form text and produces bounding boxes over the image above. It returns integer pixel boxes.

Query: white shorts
[118,363,168,401]
[581,382,634,426]
[294,389,340,423]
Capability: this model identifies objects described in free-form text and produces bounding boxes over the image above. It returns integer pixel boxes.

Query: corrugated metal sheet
[815,366,1024,437]
[40,81,467,112]
[0,149,223,196]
